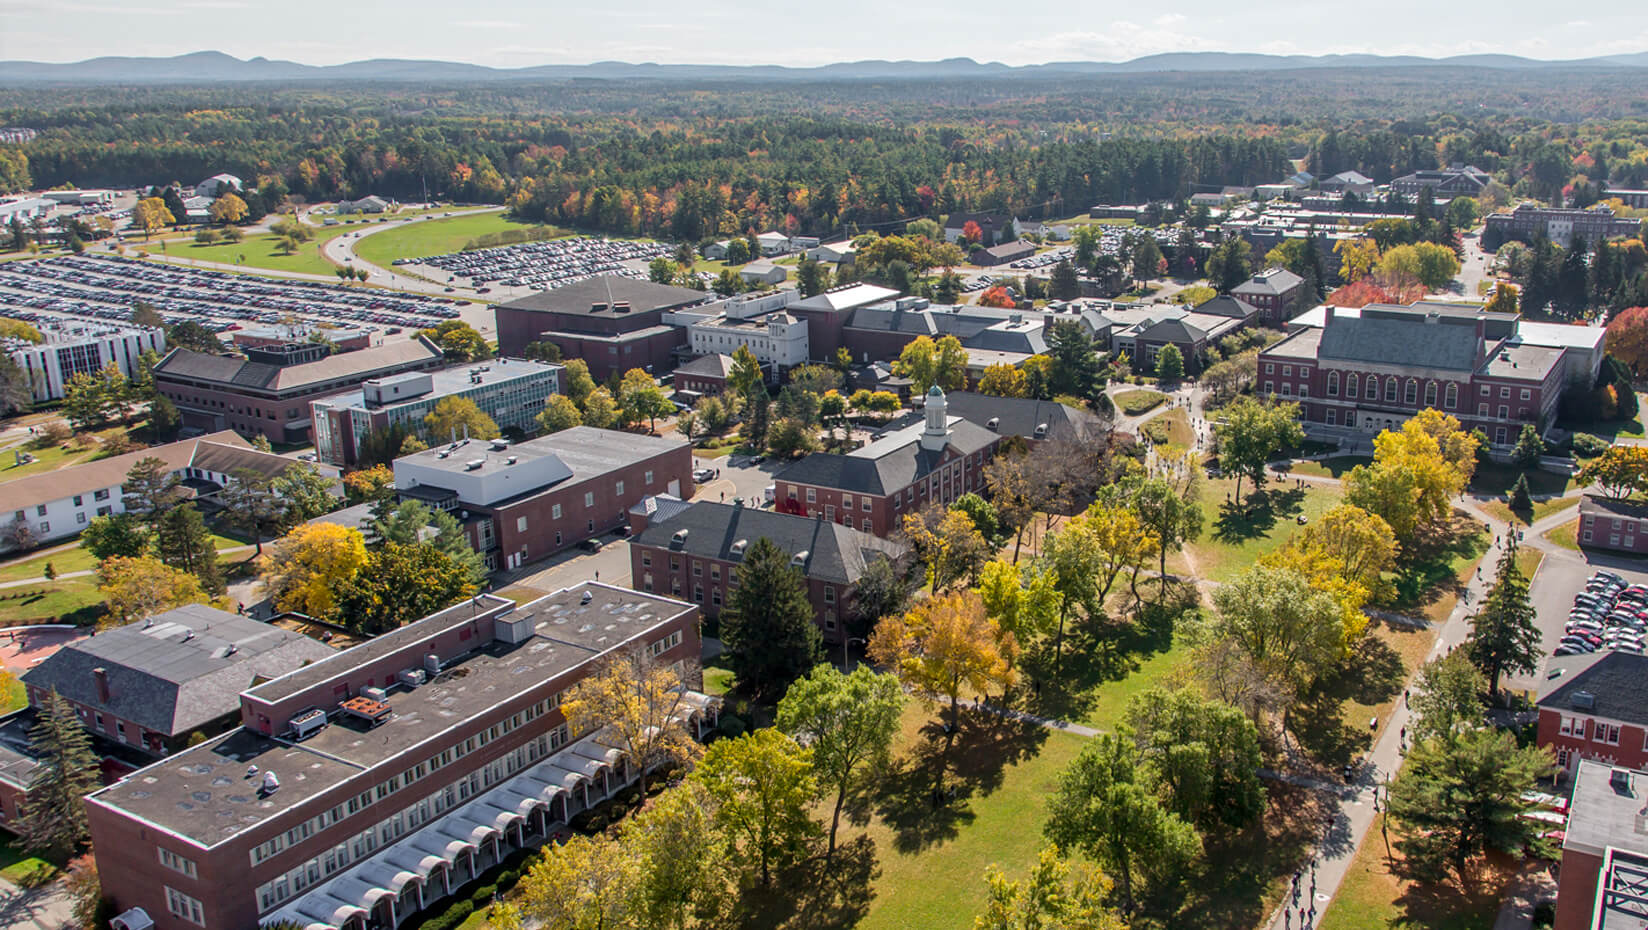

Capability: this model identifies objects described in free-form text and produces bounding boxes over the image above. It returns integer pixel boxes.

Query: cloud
[1007,21,1219,63]
[456,19,522,29]
[179,0,249,8]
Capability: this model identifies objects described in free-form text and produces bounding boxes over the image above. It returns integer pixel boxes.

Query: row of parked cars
[1557,570,1647,657]
[1006,245,1076,271]
[0,255,463,333]
[397,236,670,290]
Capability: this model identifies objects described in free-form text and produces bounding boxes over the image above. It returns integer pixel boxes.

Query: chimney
[93,667,110,703]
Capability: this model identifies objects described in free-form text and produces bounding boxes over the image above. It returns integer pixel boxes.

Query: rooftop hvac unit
[496,613,534,645]
[396,669,426,689]
[1571,690,1596,710]
[1033,423,1049,439]
[361,686,388,703]
[261,771,280,794]
[580,590,593,604]
[985,417,1000,431]
[1611,768,1633,793]
[464,459,484,471]
[424,652,440,676]
[291,708,327,740]
[791,550,809,566]
[670,528,689,549]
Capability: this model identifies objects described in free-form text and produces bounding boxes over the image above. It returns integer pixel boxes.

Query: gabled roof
[1231,269,1303,298]
[1329,170,1374,185]
[937,392,1105,442]
[943,212,1014,230]
[1317,309,1482,371]
[775,417,997,496]
[632,501,904,585]
[153,338,443,392]
[496,275,707,317]
[791,283,900,313]
[1536,651,1648,727]
[1194,294,1261,320]
[22,605,335,736]
[1578,495,1648,521]
[0,431,287,506]
[1135,316,1210,344]
[675,354,735,380]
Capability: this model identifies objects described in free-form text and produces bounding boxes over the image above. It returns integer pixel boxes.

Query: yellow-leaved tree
[559,648,702,800]
[257,522,367,620]
[870,591,1016,760]
[97,555,216,628]
[1261,503,1399,646]
[1344,409,1477,542]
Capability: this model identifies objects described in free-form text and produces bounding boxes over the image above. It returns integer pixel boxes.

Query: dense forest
[3,69,1647,241]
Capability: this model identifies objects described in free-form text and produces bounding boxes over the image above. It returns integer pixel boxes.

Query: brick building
[1257,302,1570,446]
[309,359,563,467]
[1552,761,1648,930]
[1536,651,1648,778]
[671,353,734,396]
[786,283,901,363]
[84,585,714,930]
[1577,496,1648,555]
[492,276,708,382]
[627,498,904,642]
[1483,203,1640,249]
[1231,268,1305,327]
[153,339,445,444]
[391,427,693,571]
[771,387,1000,537]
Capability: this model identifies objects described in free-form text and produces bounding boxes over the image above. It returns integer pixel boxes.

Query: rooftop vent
[1571,690,1596,710]
[613,301,631,314]
[490,440,509,451]
[464,459,484,471]
[730,539,748,558]
[507,456,518,465]
[224,643,237,656]
[591,301,609,313]
[985,417,1000,431]
[1033,423,1049,439]
[261,771,280,795]
[580,590,593,605]
[670,528,690,549]
[182,630,194,642]
[1611,768,1634,794]
[423,652,440,676]
[791,550,809,566]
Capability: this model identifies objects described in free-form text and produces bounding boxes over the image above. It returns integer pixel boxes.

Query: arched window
[1404,379,1418,405]
[1424,381,1437,408]
[1445,383,1458,409]
[1365,376,1376,400]
[1385,379,1398,403]
[1347,373,1359,399]
[1327,371,1340,396]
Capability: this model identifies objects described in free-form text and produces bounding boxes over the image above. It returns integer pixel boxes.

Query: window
[72,495,82,507]
[1298,385,1308,398]
[1282,365,1292,377]
[1596,723,1622,745]
[158,847,197,878]
[614,480,625,497]
[824,586,836,604]
[806,488,816,503]
[824,610,837,631]
[516,516,528,533]
[1403,379,1417,405]
[1263,381,1273,395]
[166,887,205,926]
[641,552,652,567]
[1560,716,1583,736]
[1444,383,1457,409]
[644,470,654,485]
[1520,388,1531,400]
[1477,403,1488,416]
[35,504,46,517]
[584,492,595,508]
[1365,377,1377,400]
[842,494,853,509]
[1326,409,1337,425]
[1346,374,1358,398]
[862,498,871,511]
[1326,371,1339,396]
[552,503,562,519]
[1264,363,1274,374]
[93,489,109,502]
[37,522,47,534]
[1385,380,1397,403]
[1498,405,1509,419]
[693,561,702,577]
[1424,382,1437,407]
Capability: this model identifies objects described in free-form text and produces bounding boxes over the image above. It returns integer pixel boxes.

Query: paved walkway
[959,698,1101,738]
[0,877,73,930]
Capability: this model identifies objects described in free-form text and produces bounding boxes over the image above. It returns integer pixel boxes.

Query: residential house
[738,260,788,285]
[755,232,791,256]
[971,241,1037,267]
[942,212,1019,246]
[1231,268,1306,327]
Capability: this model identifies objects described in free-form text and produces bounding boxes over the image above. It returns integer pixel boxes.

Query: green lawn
[354,211,549,267]
[1544,517,1581,552]
[0,440,106,484]
[1115,389,1168,416]
[1187,478,1346,582]
[0,545,98,583]
[1287,455,1375,479]
[0,577,105,627]
[1319,814,1520,930]
[151,225,354,277]
[0,834,60,887]
[1468,464,1573,498]
[1479,494,1582,528]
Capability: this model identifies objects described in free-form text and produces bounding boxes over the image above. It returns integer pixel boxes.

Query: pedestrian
[1403,688,1409,705]
[594,570,599,582]
[1399,725,1406,740]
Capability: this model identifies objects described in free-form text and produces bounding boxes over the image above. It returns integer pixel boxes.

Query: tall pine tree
[18,691,100,857]
[1465,537,1540,700]
[720,537,822,700]
[156,503,224,596]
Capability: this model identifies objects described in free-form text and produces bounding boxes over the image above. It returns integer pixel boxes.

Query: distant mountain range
[2,49,1647,84]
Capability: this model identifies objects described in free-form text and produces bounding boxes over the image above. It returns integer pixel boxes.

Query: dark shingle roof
[154,339,442,392]
[1136,316,1210,344]
[1537,651,1648,727]
[1193,295,1261,319]
[1231,270,1303,298]
[633,502,904,584]
[1317,311,1483,371]
[775,418,998,496]
[938,392,1104,442]
[496,276,706,317]
[675,354,734,379]
[21,605,335,736]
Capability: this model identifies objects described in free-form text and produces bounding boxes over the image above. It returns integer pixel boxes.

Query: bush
[1571,432,1609,457]
[470,884,497,904]
[717,713,747,738]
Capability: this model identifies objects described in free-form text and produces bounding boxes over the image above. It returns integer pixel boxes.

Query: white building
[337,195,391,214]
[738,260,788,285]
[806,241,857,263]
[40,190,117,206]
[194,174,242,199]
[0,198,54,225]
[756,231,791,255]
[5,322,166,402]
[688,292,810,372]
[2,432,296,551]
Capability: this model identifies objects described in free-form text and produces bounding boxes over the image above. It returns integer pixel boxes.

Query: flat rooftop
[88,583,695,848]
[311,358,560,411]
[1478,340,1563,380]
[1565,760,1648,858]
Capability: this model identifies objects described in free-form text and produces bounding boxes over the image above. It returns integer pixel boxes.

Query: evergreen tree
[155,503,224,595]
[720,537,823,700]
[1509,473,1534,513]
[1511,423,1543,470]
[1465,538,1540,700]
[1154,344,1186,380]
[1049,259,1080,301]
[17,691,99,857]
[121,456,183,528]
[149,394,182,441]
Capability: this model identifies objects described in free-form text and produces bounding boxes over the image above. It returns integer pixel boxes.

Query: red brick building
[1578,495,1648,555]
[492,277,708,382]
[85,585,714,930]
[1231,268,1305,327]
[770,387,1000,537]
[1536,651,1648,778]
[627,499,905,642]
[1552,761,1648,930]
[392,427,693,571]
[671,353,733,396]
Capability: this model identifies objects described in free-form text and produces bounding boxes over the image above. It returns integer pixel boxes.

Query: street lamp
[842,636,866,671]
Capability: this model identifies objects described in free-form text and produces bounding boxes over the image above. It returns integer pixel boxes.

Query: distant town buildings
[1389,164,1491,199]
[1483,203,1640,249]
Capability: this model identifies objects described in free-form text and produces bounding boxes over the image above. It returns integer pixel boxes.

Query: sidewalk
[0,877,72,930]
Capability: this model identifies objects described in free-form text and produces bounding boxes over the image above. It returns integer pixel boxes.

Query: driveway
[0,880,72,930]
[1512,517,1648,695]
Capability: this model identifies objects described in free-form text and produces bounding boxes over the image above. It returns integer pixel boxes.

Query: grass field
[1479,494,1582,528]
[1115,389,1168,415]
[1318,815,1521,930]
[354,211,550,267]
[1544,517,1581,552]
[0,576,104,627]
[150,224,354,277]
[0,544,98,583]
[1468,464,1573,499]
[0,438,112,483]
[1187,477,1346,583]
[0,834,60,887]
[1287,455,1374,479]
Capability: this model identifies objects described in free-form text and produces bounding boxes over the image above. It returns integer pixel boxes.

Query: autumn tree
[258,522,368,621]
[1334,238,1380,284]
[1214,397,1303,503]
[1577,444,1648,499]
[1198,564,1345,726]
[17,690,100,857]
[132,196,174,238]
[975,845,1127,930]
[1122,475,1206,600]
[97,555,212,627]
[625,782,721,929]
[336,542,479,634]
[536,394,582,433]
[561,358,597,408]
[1410,652,1487,744]
[423,395,500,442]
[1483,282,1519,315]
[1606,306,1648,376]
[418,320,491,361]
[581,387,619,429]
[562,648,702,799]
[776,664,904,853]
[900,505,992,593]
[870,591,1016,742]
[895,335,968,393]
[209,192,248,225]
[618,368,673,433]
[1124,687,1265,829]
[692,728,820,887]
[519,832,638,930]
[978,363,1027,398]
[1344,409,1477,541]
[720,537,822,700]
[342,464,397,507]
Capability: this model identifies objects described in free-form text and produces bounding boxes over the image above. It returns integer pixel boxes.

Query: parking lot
[0,254,465,334]
[395,235,670,292]
[1519,543,1648,693]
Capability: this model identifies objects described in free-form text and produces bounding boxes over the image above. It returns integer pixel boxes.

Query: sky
[2,0,1646,67]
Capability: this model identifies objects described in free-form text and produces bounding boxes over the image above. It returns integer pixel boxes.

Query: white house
[194,174,242,199]
[789,236,821,251]
[756,231,791,255]
[738,261,788,285]
[181,196,213,223]
[337,195,391,215]
[704,239,732,261]
[5,322,166,402]
[1,432,298,551]
[806,241,857,263]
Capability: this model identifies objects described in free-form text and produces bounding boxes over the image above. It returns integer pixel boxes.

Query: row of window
[167,886,205,926]
[250,694,566,865]
[255,728,567,913]
[1557,715,1639,748]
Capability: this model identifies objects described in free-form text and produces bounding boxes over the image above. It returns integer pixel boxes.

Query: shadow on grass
[1290,631,1406,768]
[1212,486,1307,545]
[728,834,881,930]
[1141,783,1334,930]
[863,711,1047,856]
[1386,848,1526,930]
[1387,515,1488,615]
[1017,582,1195,724]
